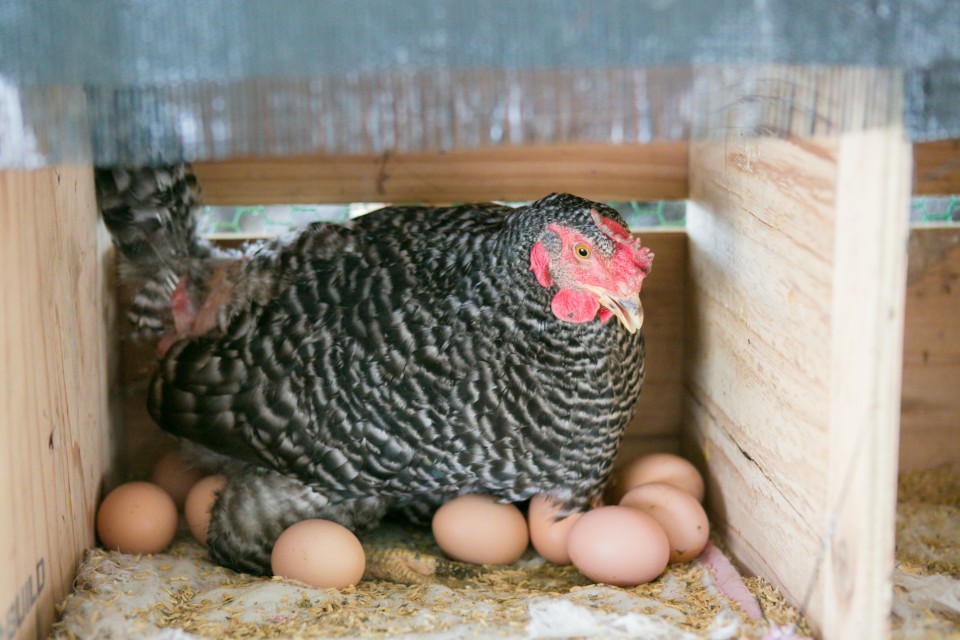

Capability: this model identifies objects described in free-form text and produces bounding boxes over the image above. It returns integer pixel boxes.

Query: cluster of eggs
[96,449,705,590]
[95,450,367,589]
[431,453,708,586]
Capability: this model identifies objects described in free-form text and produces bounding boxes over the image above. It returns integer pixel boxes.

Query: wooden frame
[913,140,960,196]
[684,127,912,638]
[0,167,118,640]
[192,142,689,204]
[900,226,960,471]
[194,140,955,207]
[3,131,960,640]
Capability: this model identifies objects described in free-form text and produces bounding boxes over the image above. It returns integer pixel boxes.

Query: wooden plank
[685,127,910,639]
[191,73,953,204]
[899,226,960,472]
[0,167,118,640]
[192,142,689,205]
[684,137,837,622]
[820,125,910,640]
[615,229,686,466]
[913,140,960,196]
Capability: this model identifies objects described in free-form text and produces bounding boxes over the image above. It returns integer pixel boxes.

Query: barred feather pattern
[95,165,235,334]
[148,194,646,575]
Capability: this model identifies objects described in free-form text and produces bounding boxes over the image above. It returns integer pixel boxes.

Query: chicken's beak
[597,290,644,334]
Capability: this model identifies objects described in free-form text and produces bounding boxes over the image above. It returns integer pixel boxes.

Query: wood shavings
[743,576,813,637]
[49,462,960,639]
[892,461,960,638]
[53,521,792,639]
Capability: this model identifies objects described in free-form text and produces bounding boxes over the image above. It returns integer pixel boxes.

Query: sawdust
[53,521,798,639]
[892,462,960,638]
[52,463,960,639]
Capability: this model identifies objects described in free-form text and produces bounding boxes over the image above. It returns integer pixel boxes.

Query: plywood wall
[900,226,960,472]
[913,140,960,196]
[0,167,118,640]
[616,230,686,463]
[685,130,911,640]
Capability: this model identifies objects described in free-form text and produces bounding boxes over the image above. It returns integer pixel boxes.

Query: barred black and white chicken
[96,165,653,575]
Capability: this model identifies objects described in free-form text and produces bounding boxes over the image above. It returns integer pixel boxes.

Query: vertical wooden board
[115,284,181,480]
[819,126,909,639]
[684,136,837,614]
[686,127,910,640]
[0,167,117,640]
[899,226,960,471]
[616,229,687,466]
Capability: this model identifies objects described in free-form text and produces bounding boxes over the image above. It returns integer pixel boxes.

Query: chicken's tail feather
[95,164,219,334]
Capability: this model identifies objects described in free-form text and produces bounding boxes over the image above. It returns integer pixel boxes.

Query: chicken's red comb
[592,209,653,272]
[591,209,643,247]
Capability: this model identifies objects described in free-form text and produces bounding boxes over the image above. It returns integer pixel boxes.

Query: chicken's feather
[148,199,644,513]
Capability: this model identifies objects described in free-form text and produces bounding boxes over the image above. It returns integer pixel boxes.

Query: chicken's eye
[574,244,591,260]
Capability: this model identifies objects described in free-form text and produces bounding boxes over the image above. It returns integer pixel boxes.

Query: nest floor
[51,463,959,639]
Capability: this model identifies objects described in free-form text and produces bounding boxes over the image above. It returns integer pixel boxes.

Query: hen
[97,166,653,574]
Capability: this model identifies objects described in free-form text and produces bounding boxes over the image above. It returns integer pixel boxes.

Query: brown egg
[527,495,582,565]
[184,474,227,545]
[606,453,705,504]
[150,449,205,511]
[566,505,669,586]
[96,481,178,554]
[620,482,710,563]
[271,519,366,589]
[432,494,529,565]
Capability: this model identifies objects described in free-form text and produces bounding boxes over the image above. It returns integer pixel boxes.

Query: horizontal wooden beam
[192,142,689,205]
[913,139,960,196]
[194,139,956,205]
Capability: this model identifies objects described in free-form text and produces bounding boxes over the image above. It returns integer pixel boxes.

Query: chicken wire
[910,196,960,224]
[198,201,688,237]
[198,197,959,238]
[2,1,960,168]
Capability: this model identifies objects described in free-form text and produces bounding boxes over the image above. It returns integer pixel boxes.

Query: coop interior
[3,9,960,640]
[2,130,958,640]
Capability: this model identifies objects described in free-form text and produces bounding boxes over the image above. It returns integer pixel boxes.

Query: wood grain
[899,226,960,472]
[819,125,910,640]
[0,167,118,640]
[684,137,836,617]
[192,142,689,205]
[616,230,686,465]
[913,139,960,196]
[685,127,911,640]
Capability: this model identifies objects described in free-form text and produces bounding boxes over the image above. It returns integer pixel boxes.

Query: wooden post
[0,167,117,640]
[684,123,911,637]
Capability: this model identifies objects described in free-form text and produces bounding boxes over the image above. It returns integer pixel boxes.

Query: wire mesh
[198,196,959,238]
[198,201,690,236]
[910,196,960,224]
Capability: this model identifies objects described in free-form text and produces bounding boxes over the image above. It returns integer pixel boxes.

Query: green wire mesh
[198,201,688,236]
[198,197,958,237]
[910,196,960,224]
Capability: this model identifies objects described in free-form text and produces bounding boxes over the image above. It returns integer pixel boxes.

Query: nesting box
[2,72,959,640]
